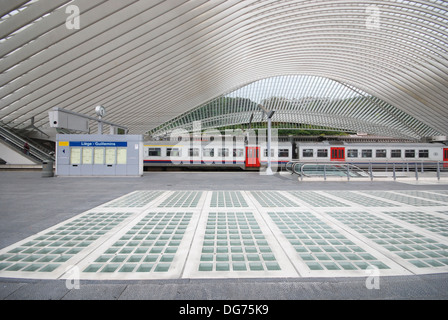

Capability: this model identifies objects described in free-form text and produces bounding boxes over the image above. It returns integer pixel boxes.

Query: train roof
[144,140,292,147]
[296,141,445,147]
[144,140,445,148]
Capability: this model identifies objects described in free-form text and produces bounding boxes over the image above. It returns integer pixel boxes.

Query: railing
[0,124,54,163]
[286,161,448,181]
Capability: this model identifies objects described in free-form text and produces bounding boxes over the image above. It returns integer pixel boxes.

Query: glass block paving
[0,211,135,278]
[361,191,445,207]
[79,212,194,278]
[380,211,448,238]
[200,212,279,272]
[288,191,348,207]
[1,190,447,280]
[210,191,248,208]
[327,191,398,207]
[326,211,448,273]
[157,191,203,208]
[394,191,448,204]
[431,191,448,195]
[182,211,298,278]
[268,211,390,273]
[250,191,299,207]
[104,191,164,207]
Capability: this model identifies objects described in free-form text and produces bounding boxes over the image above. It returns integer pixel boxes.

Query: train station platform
[0,171,447,300]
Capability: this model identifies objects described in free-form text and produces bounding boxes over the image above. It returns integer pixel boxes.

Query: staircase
[0,122,55,164]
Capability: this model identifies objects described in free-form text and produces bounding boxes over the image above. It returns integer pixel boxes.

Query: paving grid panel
[70,190,209,280]
[267,211,392,275]
[1,189,448,280]
[157,191,204,208]
[287,191,348,207]
[250,191,300,207]
[103,191,165,208]
[182,209,298,279]
[0,210,140,279]
[431,191,448,195]
[359,191,447,207]
[247,191,410,277]
[326,191,400,207]
[380,211,448,238]
[74,211,200,280]
[322,210,448,274]
[210,191,249,208]
[0,190,170,280]
[393,191,448,204]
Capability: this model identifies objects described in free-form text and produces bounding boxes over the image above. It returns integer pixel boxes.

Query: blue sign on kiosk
[69,141,128,147]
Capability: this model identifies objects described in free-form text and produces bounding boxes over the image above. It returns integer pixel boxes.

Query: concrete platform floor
[0,171,447,300]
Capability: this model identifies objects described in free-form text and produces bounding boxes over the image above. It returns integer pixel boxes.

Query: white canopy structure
[0,0,447,139]
[148,75,443,139]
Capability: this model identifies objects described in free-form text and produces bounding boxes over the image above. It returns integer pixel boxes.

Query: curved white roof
[0,1,447,138]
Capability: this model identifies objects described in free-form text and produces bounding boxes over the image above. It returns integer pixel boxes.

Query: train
[143,139,448,170]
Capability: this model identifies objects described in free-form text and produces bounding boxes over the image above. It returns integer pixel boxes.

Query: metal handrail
[286,160,447,181]
[0,124,54,162]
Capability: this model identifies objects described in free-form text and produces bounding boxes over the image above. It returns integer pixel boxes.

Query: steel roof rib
[0,0,446,139]
[0,0,34,23]
[148,74,439,139]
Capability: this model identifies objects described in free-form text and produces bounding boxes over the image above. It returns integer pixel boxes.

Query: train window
[317,149,328,157]
[167,148,181,157]
[362,149,372,158]
[278,149,289,157]
[347,149,358,158]
[264,149,274,157]
[148,148,161,156]
[376,149,387,158]
[302,149,313,157]
[233,149,244,157]
[203,148,214,157]
[189,148,199,157]
[405,150,415,158]
[419,150,429,158]
[391,149,401,158]
[218,148,229,157]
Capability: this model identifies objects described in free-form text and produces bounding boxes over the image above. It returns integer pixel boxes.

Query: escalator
[0,123,54,164]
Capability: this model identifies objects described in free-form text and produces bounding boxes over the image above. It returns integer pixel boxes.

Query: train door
[330,147,345,161]
[444,148,448,168]
[246,146,260,167]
